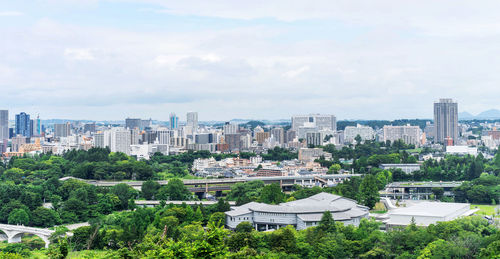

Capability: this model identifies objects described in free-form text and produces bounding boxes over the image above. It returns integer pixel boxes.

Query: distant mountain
[459,109,500,120]
[476,109,500,119]
[458,112,475,120]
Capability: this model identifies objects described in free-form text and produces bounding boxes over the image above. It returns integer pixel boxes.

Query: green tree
[260,183,285,204]
[31,207,61,227]
[359,174,380,209]
[157,179,192,200]
[8,208,30,225]
[111,183,136,210]
[318,210,336,233]
[141,180,160,200]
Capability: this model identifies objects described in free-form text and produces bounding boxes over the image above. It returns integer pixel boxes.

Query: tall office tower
[0,110,8,140]
[434,98,458,144]
[84,122,96,133]
[270,127,285,144]
[141,119,152,129]
[255,131,270,145]
[130,128,141,145]
[32,115,41,136]
[125,118,142,130]
[291,114,337,131]
[54,122,71,138]
[156,129,171,144]
[225,133,242,151]
[110,128,131,154]
[186,112,198,131]
[169,113,179,129]
[223,122,238,134]
[306,132,322,147]
[15,112,31,137]
[286,129,297,143]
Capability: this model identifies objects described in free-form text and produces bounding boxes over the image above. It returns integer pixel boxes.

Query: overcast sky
[1,1,500,121]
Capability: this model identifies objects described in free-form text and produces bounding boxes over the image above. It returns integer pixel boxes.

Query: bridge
[0,224,54,248]
[61,174,361,194]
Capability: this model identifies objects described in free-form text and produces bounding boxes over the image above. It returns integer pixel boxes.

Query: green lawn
[471,204,498,216]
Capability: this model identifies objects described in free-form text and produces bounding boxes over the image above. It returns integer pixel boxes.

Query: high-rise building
[0,110,8,140]
[223,122,238,134]
[306,132,322,147]
[270,127,285,144]
[344,124,375,144]
[255,131,270,145]
[54,122,71,138]
[383,125,422,146]
[285,129,297,143]
[84,122,96,133]
[15,112,31,137]
[32,115,41,136]
[110,128,131,154]
[169,113,179,129]
[186,112,198,131]
[225,133,241,151]
[125,118,142,130]
[292,114,337,131]
[434,99,458,144]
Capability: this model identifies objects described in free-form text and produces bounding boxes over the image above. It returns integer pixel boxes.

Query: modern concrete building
[54,122,71,138]
[223,122,238,134]
[169,113,179,129]
[385,201,477,228]
[379,164,421,174]
[382,182,462,200]
[383,125,422,146]
[186,112,198,132]
[445,145,478,156]
[270,127,285,145]
[306,132,322,146]
[226,193,369,231]
[434,99,458,144]
[0,110,8,141]
[125,118,142,130]
[15,112,31,138]
[225,133,241,151]
[292,114,337,131]
[344,124,375,144]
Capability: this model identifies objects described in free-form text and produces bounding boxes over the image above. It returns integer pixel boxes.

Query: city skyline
[2,1,500,120]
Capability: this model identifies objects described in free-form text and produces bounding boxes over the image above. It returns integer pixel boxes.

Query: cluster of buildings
[0,98,497,161]
[192,154,329,178]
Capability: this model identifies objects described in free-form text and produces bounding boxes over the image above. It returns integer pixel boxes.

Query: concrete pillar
[4,230,22,244]
[266,224,268,231]
[39,235,50,248]
[205,183,208,194]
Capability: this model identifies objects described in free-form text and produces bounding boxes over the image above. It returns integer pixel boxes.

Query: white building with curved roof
[226,192,369,231]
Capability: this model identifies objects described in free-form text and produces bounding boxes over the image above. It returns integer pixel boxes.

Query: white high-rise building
[383,125,422,146]
[156,129,171,144]
[110,128,131,154]
[344,124,375,144]
[292,114,336,131]
[223,123,238,134]
[187,112,198,132]
[0,110,8,140]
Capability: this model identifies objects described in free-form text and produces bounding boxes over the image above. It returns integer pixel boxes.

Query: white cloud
[64,48,96,61]
[3,1,500,120]
[0,11,24,16]
[282,66,310,78]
